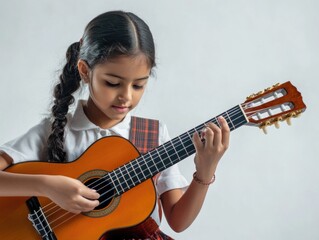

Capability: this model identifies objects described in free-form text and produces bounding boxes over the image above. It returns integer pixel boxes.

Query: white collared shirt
[0,99,188,224]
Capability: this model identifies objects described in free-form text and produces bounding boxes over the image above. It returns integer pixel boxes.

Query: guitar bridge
[26,197,57,240]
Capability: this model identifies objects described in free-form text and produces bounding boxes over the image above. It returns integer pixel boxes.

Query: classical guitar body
[0,82,307,239]
[0,137,157,240]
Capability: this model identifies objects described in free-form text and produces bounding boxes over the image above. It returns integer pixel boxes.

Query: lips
[112,105,130,113]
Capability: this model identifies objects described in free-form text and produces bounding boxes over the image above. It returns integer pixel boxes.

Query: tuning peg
[286,117,292,126]
[273,83,280,88]
[264,87,272,92]
[246,93,256,100]
[261,126,268,134]
[260,120,271,134]
[274,121,280,129]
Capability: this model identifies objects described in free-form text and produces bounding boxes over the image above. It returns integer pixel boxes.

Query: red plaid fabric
[100,117,174,240]
[129,116,159,154]
[100,217,173,240]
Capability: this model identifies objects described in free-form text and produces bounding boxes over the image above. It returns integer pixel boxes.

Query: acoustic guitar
[0,81,306,239]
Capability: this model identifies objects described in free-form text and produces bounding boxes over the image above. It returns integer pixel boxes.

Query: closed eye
[105,81,119,87]
[133,85,144,90]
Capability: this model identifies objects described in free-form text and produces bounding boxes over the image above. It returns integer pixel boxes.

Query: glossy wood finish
[0,137,156,240]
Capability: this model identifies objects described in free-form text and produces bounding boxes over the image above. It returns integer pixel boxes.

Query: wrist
[193,171,215,186]
[195,165,217,182]
[36,174,52,197]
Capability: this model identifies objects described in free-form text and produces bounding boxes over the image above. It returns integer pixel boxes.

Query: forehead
[93,54,151,78]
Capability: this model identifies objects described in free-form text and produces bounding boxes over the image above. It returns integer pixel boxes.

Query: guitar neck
[108,104,248,195]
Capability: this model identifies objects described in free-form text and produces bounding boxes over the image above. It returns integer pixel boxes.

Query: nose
[118,85,132,102]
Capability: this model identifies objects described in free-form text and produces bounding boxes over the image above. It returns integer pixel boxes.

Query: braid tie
[47,42,82,162]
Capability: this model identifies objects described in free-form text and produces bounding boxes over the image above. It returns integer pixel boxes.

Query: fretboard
[108,104,248,196]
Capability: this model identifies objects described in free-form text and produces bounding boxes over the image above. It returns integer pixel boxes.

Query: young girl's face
[82,54,151,128]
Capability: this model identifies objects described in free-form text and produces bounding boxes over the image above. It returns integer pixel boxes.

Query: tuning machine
[246,83,280,100]
[260,120,271,134]
[259,110,303,134]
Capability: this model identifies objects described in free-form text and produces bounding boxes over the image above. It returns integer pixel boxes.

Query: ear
[77,59,90,83]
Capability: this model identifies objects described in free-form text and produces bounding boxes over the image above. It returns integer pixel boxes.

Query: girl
[0,10,230,239]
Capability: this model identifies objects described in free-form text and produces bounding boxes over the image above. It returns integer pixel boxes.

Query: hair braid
[47,11,156,162]
[47,42,81,162]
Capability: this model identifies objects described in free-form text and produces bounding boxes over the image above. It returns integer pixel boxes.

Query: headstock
[242,81,306,133]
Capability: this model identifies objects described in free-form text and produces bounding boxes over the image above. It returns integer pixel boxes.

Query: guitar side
[0,136,157,240]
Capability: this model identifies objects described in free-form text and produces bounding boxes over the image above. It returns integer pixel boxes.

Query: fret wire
[107,172,120,196]
[121,167,130,190]
[135,157,147,180]
[134,157,151,183]
[123,164,135,187]
[97,116,248,205]
[143,154,153,176]
[163,140,181,165]
[147,152,159,174]
[113,169,125,193]
[112,106,245,187]
[117,168,128,193]
[128,161,141,184]
[171,137,188,162]
[178,135,188,157]
[140,155,152,178]
[106,105,247,194]
[224,111,235,130]
[149,151,160,173]
[214,117,221,127]
[122,159,147,190]
[155,148,166,171]
[50,108,247,232]
[161,143,174,166]
[169,140,182,162]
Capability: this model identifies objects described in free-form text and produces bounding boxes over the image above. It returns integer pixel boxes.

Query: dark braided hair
[47,11,156,162]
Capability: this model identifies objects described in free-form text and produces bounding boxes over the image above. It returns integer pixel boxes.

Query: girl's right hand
[41,175,100,214]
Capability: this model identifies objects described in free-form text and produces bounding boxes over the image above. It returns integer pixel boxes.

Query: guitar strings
[36,106,245,230]
[83,105,245,192]
[43,99,270,219]
[35,108,249,232]
[96,107,246,201]
[32,99,285,233]
[37,106,246,230]
[33,105,251,231]
[41,105,242,215]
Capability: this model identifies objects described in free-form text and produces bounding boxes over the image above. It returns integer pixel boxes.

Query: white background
[0,0,318,239]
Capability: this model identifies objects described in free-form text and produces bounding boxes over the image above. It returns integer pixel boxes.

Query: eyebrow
[105,73,149,81]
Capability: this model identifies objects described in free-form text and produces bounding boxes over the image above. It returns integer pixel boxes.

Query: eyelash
[105,81,119,87]
[105,81,144,90]
[133,85,144,90]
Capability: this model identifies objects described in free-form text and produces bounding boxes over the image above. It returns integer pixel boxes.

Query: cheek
[91,82,114,101]
[133,90,145,104]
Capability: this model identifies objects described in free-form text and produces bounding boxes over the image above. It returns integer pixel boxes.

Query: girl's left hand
[192,116,230,182]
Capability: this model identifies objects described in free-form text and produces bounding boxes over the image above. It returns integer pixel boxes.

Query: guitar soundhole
[84,177,114,210]
[79,170,121,218]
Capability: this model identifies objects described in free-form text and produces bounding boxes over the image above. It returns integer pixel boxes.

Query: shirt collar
[70,99,131,134]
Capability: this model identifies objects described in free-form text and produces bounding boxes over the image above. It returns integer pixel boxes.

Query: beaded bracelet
[193,172,216,186]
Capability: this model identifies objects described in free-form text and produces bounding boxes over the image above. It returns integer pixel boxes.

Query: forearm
[0,170,46,197]
[165,117,230,232]
[165,178,212,232]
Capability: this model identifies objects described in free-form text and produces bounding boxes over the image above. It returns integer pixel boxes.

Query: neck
[83,98,124,129]
[108,104,248,195]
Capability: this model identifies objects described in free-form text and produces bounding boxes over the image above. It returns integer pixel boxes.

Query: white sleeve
[0,118,51,164]
[155,121,189,196]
